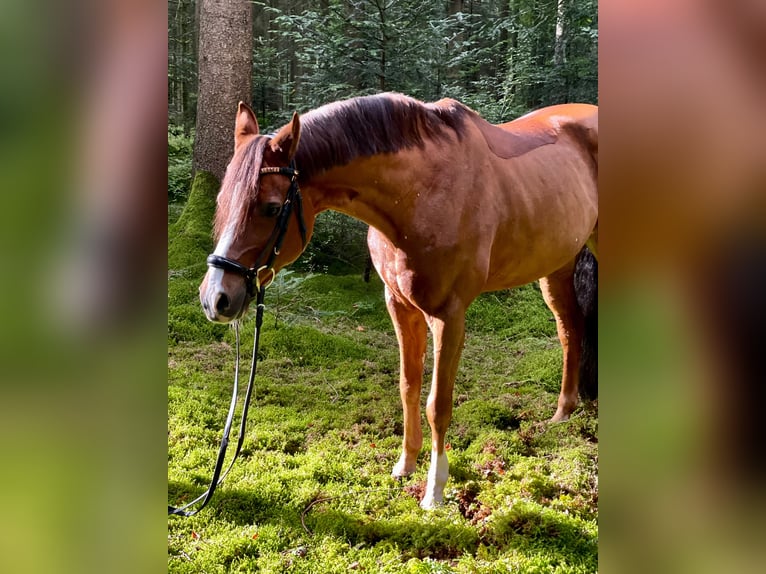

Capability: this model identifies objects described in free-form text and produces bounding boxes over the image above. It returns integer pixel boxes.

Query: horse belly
[485,159,597,289]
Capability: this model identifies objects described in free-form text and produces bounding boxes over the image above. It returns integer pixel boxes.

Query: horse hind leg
[540,259,586,422]
[385,287,428,478]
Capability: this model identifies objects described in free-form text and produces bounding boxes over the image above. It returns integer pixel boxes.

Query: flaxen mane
[214,137,269,240]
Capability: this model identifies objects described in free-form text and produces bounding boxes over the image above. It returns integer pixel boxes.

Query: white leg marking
[420,449,449,510]
[392,451,416,478]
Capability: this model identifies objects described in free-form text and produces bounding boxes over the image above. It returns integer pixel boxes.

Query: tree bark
[193,0,253,181]
[554,0,566,67]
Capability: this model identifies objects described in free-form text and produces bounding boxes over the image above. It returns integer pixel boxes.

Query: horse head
[199,103,315,322]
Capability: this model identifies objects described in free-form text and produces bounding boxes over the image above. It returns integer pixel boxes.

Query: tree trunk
[376,0,387,91]
[193,0,253,181]
[554,0,566,67]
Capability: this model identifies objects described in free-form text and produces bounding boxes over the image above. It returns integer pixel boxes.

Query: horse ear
[235,101,259,149]
[270,112,301,161]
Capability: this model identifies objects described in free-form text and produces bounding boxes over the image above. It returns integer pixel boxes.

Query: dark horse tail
[574,246,598,400]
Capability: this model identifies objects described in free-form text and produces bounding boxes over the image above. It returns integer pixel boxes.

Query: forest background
[168,0,598,272]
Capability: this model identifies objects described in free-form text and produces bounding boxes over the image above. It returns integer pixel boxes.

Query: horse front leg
[385,287,428,478]
[422,306,465,509]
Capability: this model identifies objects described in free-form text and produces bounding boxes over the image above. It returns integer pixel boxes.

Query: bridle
[205,160,307,298]
[168,159,307,517]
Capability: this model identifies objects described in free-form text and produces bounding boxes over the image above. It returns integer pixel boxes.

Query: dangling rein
[168,162,306,517]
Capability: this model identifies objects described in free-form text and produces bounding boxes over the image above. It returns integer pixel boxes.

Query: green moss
[168,302,227,345]
[265,325,364,365]
[167,277,227,344]
[465,284,556,339]
[168,171,221,343]
[509,341,563,393]
[168,170,218,276]
[483,501,597,570]
[451,400,520,449]
[272,273,390,332]
[168,266,597,572]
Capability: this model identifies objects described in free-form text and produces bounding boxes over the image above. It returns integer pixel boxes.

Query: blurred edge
[600,0,766,573]
[0,1,167,573]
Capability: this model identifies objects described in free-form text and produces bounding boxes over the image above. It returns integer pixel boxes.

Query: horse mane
[215,93,469,240]
[295,92,469,180]
[214,136,269,240]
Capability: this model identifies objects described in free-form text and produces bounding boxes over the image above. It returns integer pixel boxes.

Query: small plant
[168,125,194,202]
[295,211,370,274]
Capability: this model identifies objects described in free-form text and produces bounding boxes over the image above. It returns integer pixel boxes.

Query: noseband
[205,160,308,297]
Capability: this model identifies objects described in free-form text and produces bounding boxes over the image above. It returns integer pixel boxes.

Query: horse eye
[263,202,282,217]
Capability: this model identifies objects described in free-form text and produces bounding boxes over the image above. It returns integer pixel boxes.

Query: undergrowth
[168,235,598,571]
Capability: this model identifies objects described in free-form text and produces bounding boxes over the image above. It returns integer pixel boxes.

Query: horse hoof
[392,456,416,478]
[419,495,443,510]
[391,465,414,478]
[551,408,571,422]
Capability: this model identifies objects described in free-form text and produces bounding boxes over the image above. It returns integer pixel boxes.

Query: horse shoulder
[368,227,480,316]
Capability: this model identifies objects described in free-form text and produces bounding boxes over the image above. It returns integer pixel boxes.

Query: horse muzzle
[200,268,249,323]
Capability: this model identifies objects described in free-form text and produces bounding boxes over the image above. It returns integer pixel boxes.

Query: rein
[168,160,306,517]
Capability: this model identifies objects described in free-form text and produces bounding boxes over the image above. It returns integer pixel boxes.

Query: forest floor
[168,268,598,573]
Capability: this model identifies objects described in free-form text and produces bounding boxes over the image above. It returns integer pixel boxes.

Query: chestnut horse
[199,93,598,509]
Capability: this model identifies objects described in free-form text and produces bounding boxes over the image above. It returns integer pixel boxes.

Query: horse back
[504,104,598,168]
[468,103,597,167]
[540,104,598,169]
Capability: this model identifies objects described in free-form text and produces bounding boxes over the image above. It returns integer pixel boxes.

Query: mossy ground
[168,192,598,572]
[168,171,230,345]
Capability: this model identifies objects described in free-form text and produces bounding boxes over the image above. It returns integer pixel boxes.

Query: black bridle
[168,160,307,517]
[205,161,307,298]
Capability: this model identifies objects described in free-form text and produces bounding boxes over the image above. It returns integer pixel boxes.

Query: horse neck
[302,151,425,242]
